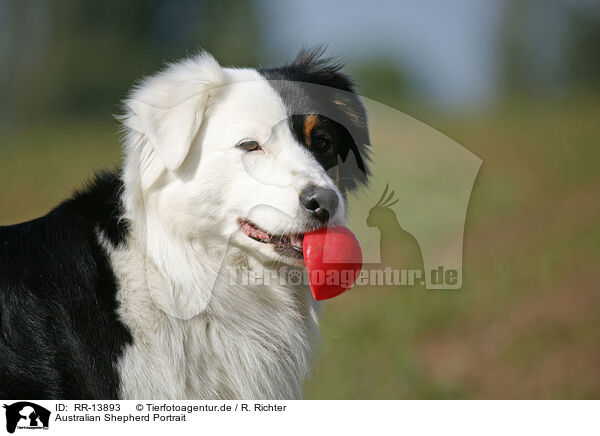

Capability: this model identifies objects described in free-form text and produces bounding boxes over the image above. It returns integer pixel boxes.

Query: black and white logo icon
[3,402,50,434]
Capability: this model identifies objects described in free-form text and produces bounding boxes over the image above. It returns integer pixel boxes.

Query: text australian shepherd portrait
[0,48,370,400]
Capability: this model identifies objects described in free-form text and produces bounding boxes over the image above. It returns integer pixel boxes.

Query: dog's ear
[123,52,223,174]
[126,93,207,172]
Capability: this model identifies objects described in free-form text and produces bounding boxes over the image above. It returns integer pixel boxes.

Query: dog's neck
[105,228,319,399]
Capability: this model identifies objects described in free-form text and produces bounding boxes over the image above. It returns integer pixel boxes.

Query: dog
[0,48,370,399]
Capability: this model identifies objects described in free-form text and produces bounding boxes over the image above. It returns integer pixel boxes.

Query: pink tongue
[302,226,362,300]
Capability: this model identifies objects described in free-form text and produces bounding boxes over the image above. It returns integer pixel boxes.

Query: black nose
[299,185,339,223]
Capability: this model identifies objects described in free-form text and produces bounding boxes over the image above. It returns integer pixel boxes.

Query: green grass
[0,119,122,224]
[1,96,599,399]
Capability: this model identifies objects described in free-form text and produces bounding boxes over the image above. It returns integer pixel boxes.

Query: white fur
[108,52,345,399]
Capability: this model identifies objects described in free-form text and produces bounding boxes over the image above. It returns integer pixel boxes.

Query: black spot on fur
[0,171,132,399]
[260,47,371,194]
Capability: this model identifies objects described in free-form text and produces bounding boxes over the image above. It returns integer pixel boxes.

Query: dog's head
[122,49,369,267]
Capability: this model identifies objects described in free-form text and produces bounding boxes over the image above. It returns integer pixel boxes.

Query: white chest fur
[105,238,319,400]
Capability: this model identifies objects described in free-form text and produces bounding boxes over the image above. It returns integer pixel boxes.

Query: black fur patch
[0,171,132,399]
[260,47,371,194]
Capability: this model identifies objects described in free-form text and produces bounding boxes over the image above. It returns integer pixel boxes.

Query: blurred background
[1,0,599,398]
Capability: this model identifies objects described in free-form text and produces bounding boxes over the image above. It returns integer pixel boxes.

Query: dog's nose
[299,185,339,223]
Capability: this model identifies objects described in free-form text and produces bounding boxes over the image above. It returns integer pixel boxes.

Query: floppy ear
[123,52,223,172]
[126,94,207,171]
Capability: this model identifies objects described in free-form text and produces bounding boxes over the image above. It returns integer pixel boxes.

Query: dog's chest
[105,236,318,399]
[113,262,317,399]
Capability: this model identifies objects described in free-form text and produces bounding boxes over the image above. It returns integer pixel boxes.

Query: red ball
[303,226,362,300]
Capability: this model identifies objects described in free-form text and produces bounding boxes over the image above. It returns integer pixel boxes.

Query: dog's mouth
[238,219,304,259]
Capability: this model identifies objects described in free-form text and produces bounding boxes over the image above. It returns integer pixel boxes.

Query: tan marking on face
[303,114,319,147]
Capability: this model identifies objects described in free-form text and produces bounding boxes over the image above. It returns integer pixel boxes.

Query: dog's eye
[238,140,261,152]
[312,135,331,150]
